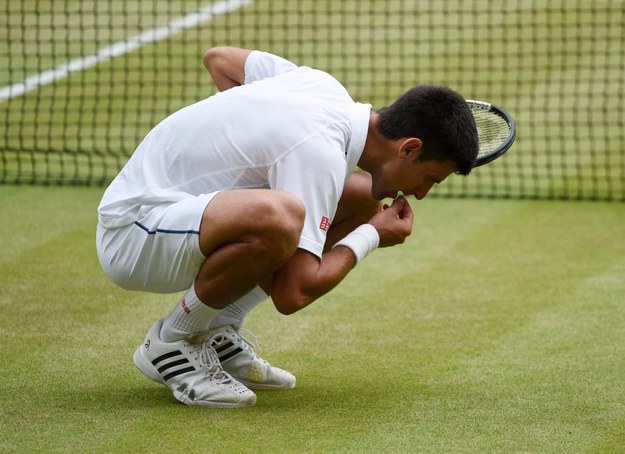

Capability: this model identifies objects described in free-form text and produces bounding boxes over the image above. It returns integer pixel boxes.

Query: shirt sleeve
[268,142,347,260]
[244,50,298,84]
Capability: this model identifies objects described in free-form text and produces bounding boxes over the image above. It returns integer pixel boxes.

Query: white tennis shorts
[96,192,220,293]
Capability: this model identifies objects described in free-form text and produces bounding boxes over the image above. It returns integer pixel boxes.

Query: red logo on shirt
[181,299,190,314]
[319,216,330,232]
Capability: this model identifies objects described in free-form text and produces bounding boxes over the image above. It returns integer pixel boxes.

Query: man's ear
[398,137,423,160]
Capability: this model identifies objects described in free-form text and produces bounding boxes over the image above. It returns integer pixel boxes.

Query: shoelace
[238,327,263,355]
[196,342,233,384]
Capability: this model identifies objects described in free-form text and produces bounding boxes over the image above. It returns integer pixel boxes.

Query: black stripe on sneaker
[163,366,195,382]
[213,341,234,354]
[219,347,243,362]
[157,358,189,374]
[151,350,182,366]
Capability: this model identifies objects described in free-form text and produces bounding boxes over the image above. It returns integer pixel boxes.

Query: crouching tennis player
[96,47,479,407]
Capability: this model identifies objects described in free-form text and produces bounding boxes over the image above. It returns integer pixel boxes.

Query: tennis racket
[467,100,516,167]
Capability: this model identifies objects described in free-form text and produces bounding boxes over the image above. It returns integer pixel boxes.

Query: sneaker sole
[174,390,257,408]
[237,379,296,391]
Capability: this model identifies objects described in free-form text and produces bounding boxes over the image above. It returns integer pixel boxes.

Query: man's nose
[414,184,433,200]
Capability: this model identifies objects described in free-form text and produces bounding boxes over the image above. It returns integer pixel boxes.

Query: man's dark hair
[377,84,479,175]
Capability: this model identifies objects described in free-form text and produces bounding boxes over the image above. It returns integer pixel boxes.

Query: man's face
[370,157,457,201]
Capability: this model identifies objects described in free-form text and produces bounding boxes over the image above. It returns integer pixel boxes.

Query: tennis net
[1,0,623,201]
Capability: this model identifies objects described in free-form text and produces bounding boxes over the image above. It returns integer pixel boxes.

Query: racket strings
[473,110,511,156]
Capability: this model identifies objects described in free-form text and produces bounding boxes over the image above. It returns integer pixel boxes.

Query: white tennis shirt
[98,50,372,258]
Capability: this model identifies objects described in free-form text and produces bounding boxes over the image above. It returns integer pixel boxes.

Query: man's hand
[368,196,414,247]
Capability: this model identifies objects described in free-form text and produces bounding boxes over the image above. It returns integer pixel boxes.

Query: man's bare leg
[134,189,305,407]
[194,189,305,308]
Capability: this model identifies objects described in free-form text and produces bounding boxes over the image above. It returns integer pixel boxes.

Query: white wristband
[332,224,380,264]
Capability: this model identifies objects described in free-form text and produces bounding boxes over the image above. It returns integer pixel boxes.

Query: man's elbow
[202,47,226,72]
[272,293,314,316]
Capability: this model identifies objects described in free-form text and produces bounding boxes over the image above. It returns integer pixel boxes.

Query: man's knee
[254,192,305,262]
[199,189,305,258]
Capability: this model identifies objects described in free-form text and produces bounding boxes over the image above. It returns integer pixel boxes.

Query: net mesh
[1,0,623,200]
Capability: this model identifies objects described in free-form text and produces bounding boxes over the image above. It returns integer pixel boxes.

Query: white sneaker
[209,325,296,390]
[133,319,257,408]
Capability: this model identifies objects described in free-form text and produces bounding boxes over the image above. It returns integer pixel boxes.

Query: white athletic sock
[160,284,221,342]
[209,286,269,331]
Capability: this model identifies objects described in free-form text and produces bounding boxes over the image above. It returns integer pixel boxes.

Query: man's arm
[203,46,252,91]
[269,196,413,315]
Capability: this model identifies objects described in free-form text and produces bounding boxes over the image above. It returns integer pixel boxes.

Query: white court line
[0,0,253,103]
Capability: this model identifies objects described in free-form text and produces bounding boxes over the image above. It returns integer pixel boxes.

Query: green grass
[1,186,624,452]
